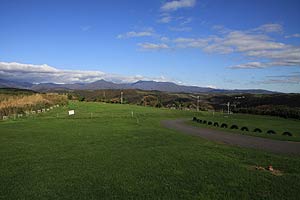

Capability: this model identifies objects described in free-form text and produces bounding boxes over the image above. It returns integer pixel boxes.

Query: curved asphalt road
[162,119,300,155]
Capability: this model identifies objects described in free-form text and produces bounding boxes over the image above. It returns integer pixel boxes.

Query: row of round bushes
[192,117,293,136]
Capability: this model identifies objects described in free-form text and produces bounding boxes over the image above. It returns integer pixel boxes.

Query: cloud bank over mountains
[0,62,172,84]
[3,23,299,86]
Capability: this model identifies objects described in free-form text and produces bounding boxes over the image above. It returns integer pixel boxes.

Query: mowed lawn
[0,101,300,199]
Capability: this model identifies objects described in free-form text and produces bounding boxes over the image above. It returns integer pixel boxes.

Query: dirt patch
[249,165,283,176]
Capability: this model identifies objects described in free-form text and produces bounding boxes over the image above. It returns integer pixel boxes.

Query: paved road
[162,119,300,155]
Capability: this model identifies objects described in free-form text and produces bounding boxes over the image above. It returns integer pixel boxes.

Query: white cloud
[80,25,91,32]
[160,37,170,42]
[161,0,196,12]
[157,14,193,25]
[138,43,169,50]
[261,72,300,84]
[245,47,300,64]
[117,23,299,70]
[169,24,300,69]
[254,23,283,33]
[0,62,59,73]
[117,30,154,39]
[229,45,300,69]
[212,25,232,34]
[158,14,172,23]
[204,85,217,89]
[230,60,300,70]
[0,61,173,84]
[169,26,192,32]
[195,31,286,54]
[179,17,193,25]
[229,62,268,69]
[173,37,210,48]
[285,33,300,38]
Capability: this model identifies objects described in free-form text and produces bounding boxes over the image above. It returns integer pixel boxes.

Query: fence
[1,104,61,121]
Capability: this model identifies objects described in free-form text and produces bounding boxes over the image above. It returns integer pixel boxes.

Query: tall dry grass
[0,93,67,117]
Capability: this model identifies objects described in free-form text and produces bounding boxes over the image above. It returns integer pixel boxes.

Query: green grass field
[1,101,300,199]
[190,111,300,142]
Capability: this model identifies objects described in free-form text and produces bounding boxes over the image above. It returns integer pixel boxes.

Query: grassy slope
[190,111,300,142]
[0,101,299,199]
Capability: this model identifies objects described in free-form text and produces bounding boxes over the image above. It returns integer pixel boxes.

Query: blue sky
[0,0,300,92]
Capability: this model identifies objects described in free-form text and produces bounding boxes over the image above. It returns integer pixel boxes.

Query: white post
[227,102,230,115]
[120,91,123,104]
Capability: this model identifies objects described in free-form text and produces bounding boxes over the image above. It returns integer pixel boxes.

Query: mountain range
[0,79,276,94]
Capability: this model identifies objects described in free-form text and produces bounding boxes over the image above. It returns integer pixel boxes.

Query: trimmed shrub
[202,120,207,124]
[193,117,197,121]
[230,125,239,129]
[221,123,228,128]
[241,127,249,131]
[282,132,292,136]
[267,130,276,134]
[208,121,212,125]
[213,122,219,127]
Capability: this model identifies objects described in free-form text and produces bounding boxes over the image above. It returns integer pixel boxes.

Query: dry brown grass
[0,93,67,117]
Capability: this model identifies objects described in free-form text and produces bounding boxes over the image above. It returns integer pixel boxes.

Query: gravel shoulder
[162,119,300,155]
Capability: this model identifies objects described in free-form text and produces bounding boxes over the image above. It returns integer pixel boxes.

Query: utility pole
[197,96,200,112]
[227,102,230,115]
[120,91,123,104]
[190,95,200,112]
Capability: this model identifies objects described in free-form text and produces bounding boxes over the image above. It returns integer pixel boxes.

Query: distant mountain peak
[0,79,277,94]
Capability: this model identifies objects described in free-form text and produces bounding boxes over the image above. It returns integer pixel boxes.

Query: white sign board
[68,110,75,116]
